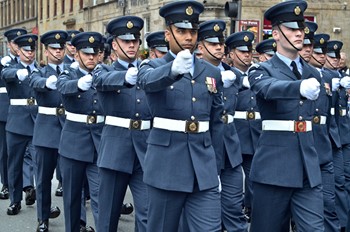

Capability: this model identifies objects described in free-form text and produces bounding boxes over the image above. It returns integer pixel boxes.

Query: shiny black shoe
[120,202,134,215]
[37,220,49,232]
[7,202,21,215]
[55,182,63,197]
[80,225,95,232]
[25,187,36,205]
[49,206,61,219]
[0,186,9,199]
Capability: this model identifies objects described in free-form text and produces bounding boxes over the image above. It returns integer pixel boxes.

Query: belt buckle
[339,109,346,116]
[312,116,320,124]
[56,107,65,116]
[246,111,255,120]
[294,121,306,132]
[221,115,228,124]
[27,98,35,105]
[87,115,97,124]
[129,119,141,130]
[185,120,199,133]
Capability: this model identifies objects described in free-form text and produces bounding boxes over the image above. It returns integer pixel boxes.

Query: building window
[54,0,57,16]
[47,0,50,18]
[8,1,11,24]
[21,0,24,20]
[40,0,43,20]
[79,0,83,10]
[69,0,73,12]
[62,0,65,14]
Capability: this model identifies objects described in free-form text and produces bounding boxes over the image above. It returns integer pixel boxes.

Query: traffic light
[225,1,239,18]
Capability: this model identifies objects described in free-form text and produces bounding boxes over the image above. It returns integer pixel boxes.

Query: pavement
[0,174,135,231]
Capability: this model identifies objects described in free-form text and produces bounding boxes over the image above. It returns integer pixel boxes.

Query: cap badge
[186,6,193,16]
[244,35,249,42]
[28,37,33,43]
[71,33,76,38]
[17,31,22,36]
[213,24,220,32]
[320,38,325,44]
[304,27,310,34]
[334,44,338,50]
[55,33,61,40]
[294,6,301,15]
[127,21,134,29]
[273,42,277,48]
[89,36,95,44]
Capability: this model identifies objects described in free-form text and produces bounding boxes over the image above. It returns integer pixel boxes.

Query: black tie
[26,66,31,74]
[291,61,302,80]
[14,57,18,63]
[56,66,62,75]
[128,63,135,68]
[72,59,75,63]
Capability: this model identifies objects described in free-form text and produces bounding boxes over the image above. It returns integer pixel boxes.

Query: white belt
[234,111,261,120]
[222,114,234,124]
[153,117,209,133]
[262,120,312,132]
[312,115,327,125]
[330,108,335,116]
[105,116,151,130]
[0,87,7,93]
[339,109,347,117]
[66,111,105,124]
[10,98,37,106]
[38,106,66,116]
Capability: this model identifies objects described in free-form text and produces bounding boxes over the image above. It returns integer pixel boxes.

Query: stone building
[0,0,350,61]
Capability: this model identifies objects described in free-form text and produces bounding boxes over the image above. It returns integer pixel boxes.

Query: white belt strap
[105,116,151,130]
[38,106,66,116]
[339,109,347,117]
[66,111,104,124]
[330,108,335,116]
[10,98,37,106]
[222,114,234,124]
[0,87,7,93]
[153,117,209,133]
[262,120,312,132]
[234,111,261,120]
[312,115,327,125]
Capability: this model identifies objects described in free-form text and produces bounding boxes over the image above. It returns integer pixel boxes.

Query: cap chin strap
[77,51,93,72]
[203,42,223,62]
[325,57,336,70]
[233,50,250,68]
[169,26,195,53]
[48,48,62,62]
[311,55,323,68]
[299,55,308,63]
[114,38,135,63]
[277,24,302,52]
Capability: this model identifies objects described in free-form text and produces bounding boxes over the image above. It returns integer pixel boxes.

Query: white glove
[171,49,192,76]
[70,61,79,70]
[77,74,92,91]
[242,75,250,88]
[125,67,138,85]
[300,78,320,100]
[1,56,12,66]
[46,75,58,90]
[16,69,29,81]
[340,76,350,89]
[221,70,236,88]
[332,78,340,91]
[218,175,222,193]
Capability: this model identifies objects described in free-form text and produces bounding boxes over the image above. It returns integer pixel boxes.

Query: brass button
[247,112,255,119]
[77,95,81,98]
[313,116,320,124]
[223,110,226,114]
[191,116,195,120]
[191,80,195,84]
[299,101,303,105]
[93,100,97,104]
[136,86,140,90]
[299,116,303,120]
[117,90,121,94]
[170,86,174,90]
[92,110,96,114]
[136,99,141,103]
[315,108,319,112]
[224,97,227,101]
[135,113,139,117]
[192,97,196,102]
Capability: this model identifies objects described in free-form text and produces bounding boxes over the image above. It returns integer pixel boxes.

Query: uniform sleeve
[209,71,225,175]
[248,63,302,100]
[56,71,80,96]
[138,60,182,92]
[1,66,19,82]
[93,65,129,91]
[30,69,50,92]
